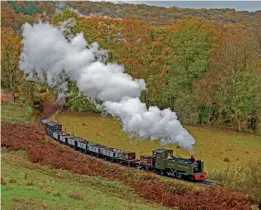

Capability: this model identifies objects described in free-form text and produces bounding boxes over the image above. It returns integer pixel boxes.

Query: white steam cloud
[19,21,195,150]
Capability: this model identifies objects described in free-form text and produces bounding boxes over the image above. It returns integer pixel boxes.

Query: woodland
[1,1,261,134]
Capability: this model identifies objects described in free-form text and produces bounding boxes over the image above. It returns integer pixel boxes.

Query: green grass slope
[1,149,169,210]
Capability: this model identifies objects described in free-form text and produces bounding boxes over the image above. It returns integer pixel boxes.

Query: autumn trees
[1,5,261,134]
[66,1,261,26]
[195,24,261,132]
[72,13,261,133]
[1,27,22,101]
[158,18,215,124]
[1,26,42,104]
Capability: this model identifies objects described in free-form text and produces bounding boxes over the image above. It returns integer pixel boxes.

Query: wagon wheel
[175,173,182,179]
[156,170,165,175]
[138,166,144,170]
[160,170,166,176]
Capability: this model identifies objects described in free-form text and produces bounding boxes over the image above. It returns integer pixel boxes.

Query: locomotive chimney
[190,155,195,162]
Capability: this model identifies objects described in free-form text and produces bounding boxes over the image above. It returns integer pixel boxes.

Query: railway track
[102,155,219,187]
[62,143,218,187]
[197,179,217,186]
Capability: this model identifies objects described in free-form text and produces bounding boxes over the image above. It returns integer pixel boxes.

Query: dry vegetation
[209,163,261,207]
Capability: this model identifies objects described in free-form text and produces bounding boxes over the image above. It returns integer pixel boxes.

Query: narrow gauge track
[49,135,216,187]
[197,179,217,187]
[42,119,210,184]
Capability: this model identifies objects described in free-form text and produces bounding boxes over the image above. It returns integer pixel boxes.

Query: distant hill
[66,1,260,25]
[3,1,261,26]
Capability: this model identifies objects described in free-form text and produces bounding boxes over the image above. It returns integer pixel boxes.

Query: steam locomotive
[42,119,207,181]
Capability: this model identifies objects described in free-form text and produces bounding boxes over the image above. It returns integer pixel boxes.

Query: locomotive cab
[153,148,173,159]
[152,148,173,170]
[152,148,207,180]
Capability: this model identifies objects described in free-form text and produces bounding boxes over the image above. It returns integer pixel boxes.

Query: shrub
[223,157,230,162]
[209,160,261,208]
[26,181,35,186]
[69,192,84,200]
[9,178,17,184]
[53,192,61,197]
[1,177,7,185]
[82,123,86,126]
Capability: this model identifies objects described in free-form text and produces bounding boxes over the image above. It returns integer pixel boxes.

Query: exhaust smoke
[19,21,195,150]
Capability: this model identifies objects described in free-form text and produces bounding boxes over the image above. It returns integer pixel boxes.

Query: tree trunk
[10,85,15,102]
[9,71,15,102]
[208,109,212,125]
[237,120,242,132]
[144,90,148,105]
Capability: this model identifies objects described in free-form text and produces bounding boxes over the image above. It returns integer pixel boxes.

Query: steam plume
[19,21,195,150]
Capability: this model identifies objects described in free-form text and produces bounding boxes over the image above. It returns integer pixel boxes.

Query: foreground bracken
[1,122,252,210]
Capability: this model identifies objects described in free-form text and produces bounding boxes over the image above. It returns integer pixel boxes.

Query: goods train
[41,119,207,181]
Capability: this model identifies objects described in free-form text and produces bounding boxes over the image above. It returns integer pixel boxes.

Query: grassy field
[1,149,169,210]
[1,102,30,123]
[54,111,261,171]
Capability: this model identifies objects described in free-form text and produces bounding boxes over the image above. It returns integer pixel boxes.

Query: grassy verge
[1,149,169,210]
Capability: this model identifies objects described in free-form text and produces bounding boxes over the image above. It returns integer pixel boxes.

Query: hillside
[2,1,261,27]
[0,103,171,209]
[67,1,261,25]
[2,103,260,209]
[2,149,168,210]
[1,120,252,210]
